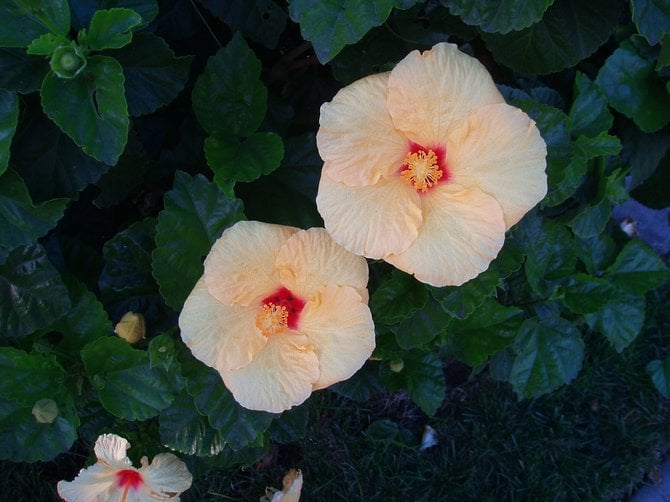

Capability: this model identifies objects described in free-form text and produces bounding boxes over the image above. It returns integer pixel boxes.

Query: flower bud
[389,359,404,373]
[115,312,145,344]
[50,42,87,79]
[32,398,59,424]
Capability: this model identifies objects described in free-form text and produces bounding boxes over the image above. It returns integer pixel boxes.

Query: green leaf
[79,8,142,51]
[0,244,71,338]
[288,0,395,63]
[575,233,617,276]
[82,336,178,420]
[70,0,158,31]
[445,0,553,34]
[105,33,193,116]
[26,33,69,56]
[192,33,267,136]
[0,0,70,47]
[568,72,614,139]
[585,293,645,353]
[380,349,446,416]
[0,347,67,405]
[604,239,670,295]
[370,270,429,325]
[622,122,670,189]
[562,274,618,315]
[631,0,670,45]
[509,317,585,399]
[198,0,288,49]
[330,360,383,401]
[658,33,670,69]
[0,90,18,176]
[646,357,670,398]
[394,298,450,350]
[152,171,245,310]
[483,0,620,74]
[596,41,670,133]
[448,299,524,367]
[269,403,309,444]
[568,199,611,239]
[205,132,284,185]
[41,55,129,165]
[0,48,49,94]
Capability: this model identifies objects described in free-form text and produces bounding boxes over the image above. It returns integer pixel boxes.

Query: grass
[3,286,669,501]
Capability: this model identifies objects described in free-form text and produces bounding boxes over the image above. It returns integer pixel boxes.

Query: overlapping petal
[387,42,504,146]
[316,172,422,259]
[299,285,375,390]
[317,73,408,186]
[141,453,193,500]
[221,333,320,413]
[180,278,267,372]
[57,463,115,502]
[94,433,133,469]
[204,221,298,306]
[386,184,506,286]
[447,103,548,229]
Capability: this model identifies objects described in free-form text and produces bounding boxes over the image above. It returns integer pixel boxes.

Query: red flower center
[256,287,306,336]
[116,469,142,501]
[400,143,449,192]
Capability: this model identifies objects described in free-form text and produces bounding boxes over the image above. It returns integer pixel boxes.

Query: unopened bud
[32,398,59,424]
[115,312,145,344]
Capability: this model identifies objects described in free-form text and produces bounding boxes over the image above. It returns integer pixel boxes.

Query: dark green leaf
[330,360,383,401]
[596,41,670,133]
[604,239,670,295]
[70,0,158,30]
[394,298,450,350]
[445,0,553,34]
[79,8,142,51]
[646,357,670,397]
[430,264,500,320]
[152,171,245,310]
[41,55,129,165]
[105,32,193,116]
[269,403,309,443]
[575,233,617,275]
[0,0,70,47]
[509,317,585,399]
[205,132,284,185]
[586,292,645,353]
[0,347,66,405]
[192,33,267,136]
[483,0,621,74]
[26,33,70,56]
[567,199,611,239]
[370,270,429,325]
[631,0,670,45]
[0,90,18,176]
[365,419,400,443]
[288,0,395,63]
[568,72,613,138]
[0,48,49,94]
[622,122,670,189]
[562,274,618,315]
[0,244,71,338]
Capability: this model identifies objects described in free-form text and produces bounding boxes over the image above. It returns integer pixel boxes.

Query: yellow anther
[256,303,289,337]
[400,149,443,192]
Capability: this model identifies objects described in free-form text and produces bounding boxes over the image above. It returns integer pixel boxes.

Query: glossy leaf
[0,347,67,405]
[370,270,429,325]
[152,171,245,310]
[604,239,670,295]
[394,298,450,350]
[41,55,129,165]
[445,0,554,34]
[79,8,142,50]
[631,0,670,45]
[562,274,618,315]
[0,48,49,94]
[646,357,670,398]
[568,72,613,138]
[622,123,670,189]
[289,0,395,63]
[0,90,18,176]
[0,0,70,47]
[586,293,645,353]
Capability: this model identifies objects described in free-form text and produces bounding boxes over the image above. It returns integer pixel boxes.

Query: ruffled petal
[140,453,192,500]
[298,285,375,390]
[318,73,409,186]
[221,333,320,413]
[56,463,117,502]
[386,184,506,286]
[316,171,422,259]
[179,277,267,372]
[387,42,504,146]
[204,221,298,306]
[94,433,133,469]
[276,228,369,301]
[447,103,547,229]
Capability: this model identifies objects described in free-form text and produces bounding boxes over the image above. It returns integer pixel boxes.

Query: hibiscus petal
[386,184,506,286]
[56,463,116,502]
[141,453,193,499]
[179,277,267,372]
[221,333,319,413]
[94,433,133,469]
[276,228,369,302]
[316,171,422,259]
[387,42,504,146]
[447,103,547,229]
[298,285,375,390]
[318,73,408,186]
[204,221,298,306]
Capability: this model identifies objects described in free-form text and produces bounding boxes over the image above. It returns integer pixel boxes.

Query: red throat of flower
[400,143,449,193]
[256,287,306,336]
[116,469,143,502]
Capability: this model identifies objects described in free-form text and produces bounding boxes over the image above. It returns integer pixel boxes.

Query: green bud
[50,42,87,79]
[32,398,59,424]
[389,359,404,373]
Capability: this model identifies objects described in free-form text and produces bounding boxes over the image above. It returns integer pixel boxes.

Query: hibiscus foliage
[0,0,668,497]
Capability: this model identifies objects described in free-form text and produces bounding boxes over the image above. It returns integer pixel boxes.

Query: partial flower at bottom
[179,221,376,413]
[260,469,303,502]
[57,433,192,501]
[316,42,547,287]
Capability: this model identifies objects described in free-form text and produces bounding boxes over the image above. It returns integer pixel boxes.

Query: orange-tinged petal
[204,221,298,306]
[298,285,375,390]
[140,453,193,499]
[316,171,422,259]
[179,277,267,372]
[386,184,506,286]
[318,73,408,186]
[276,228,369,301]
[56,463,116,502]
[221,333,319,413]
[447,103,547,229]
[387,42,504,146]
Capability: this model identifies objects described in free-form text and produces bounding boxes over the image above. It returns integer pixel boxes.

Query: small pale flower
[261,469,303,502]
[114,311,145,344]
[57,433,192,501]
[316,42,547,286]
[179,221,375,413]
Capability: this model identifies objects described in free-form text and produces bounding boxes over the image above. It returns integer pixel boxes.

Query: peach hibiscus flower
[179,221,375,413]
[57,433,192,501]
[316,42,547,286]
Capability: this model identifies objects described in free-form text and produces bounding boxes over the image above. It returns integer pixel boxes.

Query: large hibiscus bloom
[179,221,375,413]
[316,42,547,286]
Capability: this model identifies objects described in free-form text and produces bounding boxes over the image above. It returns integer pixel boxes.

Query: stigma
[256,303,289,337]
[400,149,443,192]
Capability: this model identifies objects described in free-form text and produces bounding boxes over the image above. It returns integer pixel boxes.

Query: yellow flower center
[256,303,289,337]
[400,149,443,192]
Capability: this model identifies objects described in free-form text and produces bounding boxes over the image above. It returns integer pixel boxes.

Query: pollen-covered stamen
[256,303,289,337]
[400,149,443,192]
